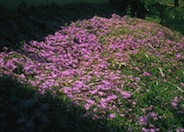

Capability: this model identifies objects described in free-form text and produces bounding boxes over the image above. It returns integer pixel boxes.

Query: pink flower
[109,113,116,119]
[176,128,184,132]
[149,112,158,120]
[62,87,71,94]
[137,116,148,125]
[176,54,182,60]
[122,91,131,99]
[102,80,111,85]
[86,99,95,105]
[181,82,184,87]
[0,57,3,64]
[142,72,151,77]
[98,84,111,91]
[120,114,125,117]
[106,94,118,102]
[99,99,107,109]
[171,96,179,109]
[6,60,16,69]
[84,103,90,110]
[84,99,95,110]
[142,127,149,132]
[89,89,99,94]
[98,91,105,96]
[171,101,177,108]
[142,127,159,132]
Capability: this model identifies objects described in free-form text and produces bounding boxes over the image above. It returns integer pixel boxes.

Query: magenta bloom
[181,82,184,87]
[98,91,105,96]
[176,54,182,60]
[106,94,118,101]
[109,113,116,119]
[142,72,151,77]
[176,128,184,132]
[137,116,148,125]
[89,89,99,94]
[171,101,177,108]
[84,103,90,110]
[86,99,95,105]
[142,127,159,132]
[122,91,131,99]
[6,60,16,69]
[142,127,149,132]
[149,112,158,120]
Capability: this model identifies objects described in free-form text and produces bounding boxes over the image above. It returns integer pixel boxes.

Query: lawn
[0,3,184,132]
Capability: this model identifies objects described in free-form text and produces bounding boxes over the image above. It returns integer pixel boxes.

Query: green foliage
[146,2,184,34]
[141,0,160,9]
[160,7,184,34]
[161,7,184,23]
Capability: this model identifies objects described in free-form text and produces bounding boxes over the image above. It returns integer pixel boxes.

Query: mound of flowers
[0,14,184,130]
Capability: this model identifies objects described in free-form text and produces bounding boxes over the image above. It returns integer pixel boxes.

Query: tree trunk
[174,0,179,7]
[130,0,146,18]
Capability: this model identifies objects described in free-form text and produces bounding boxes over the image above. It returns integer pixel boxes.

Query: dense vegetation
[0,2,184,132]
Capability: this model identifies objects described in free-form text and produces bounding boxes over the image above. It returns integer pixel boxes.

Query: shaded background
[0,3,126,51]
[0,0,108,9]
[0,0,184,51]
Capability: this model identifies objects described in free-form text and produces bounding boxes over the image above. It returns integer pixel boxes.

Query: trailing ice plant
[0,14,184,131]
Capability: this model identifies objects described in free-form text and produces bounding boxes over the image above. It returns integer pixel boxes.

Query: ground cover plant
[0,14,184,131]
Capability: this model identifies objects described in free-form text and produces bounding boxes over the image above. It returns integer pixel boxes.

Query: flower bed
[0,14,184,131]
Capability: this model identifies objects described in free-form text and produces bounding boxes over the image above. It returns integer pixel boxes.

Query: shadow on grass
[0,75,114,132]
[0,3,125,51]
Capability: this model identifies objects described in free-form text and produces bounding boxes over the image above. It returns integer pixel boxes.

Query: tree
[109,0,160,18]
[130,0,146,18]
